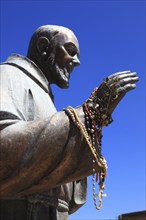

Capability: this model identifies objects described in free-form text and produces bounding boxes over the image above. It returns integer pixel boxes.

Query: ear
[37,37,50,56]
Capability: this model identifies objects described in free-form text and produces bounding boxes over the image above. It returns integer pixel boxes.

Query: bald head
[27,25,80,88]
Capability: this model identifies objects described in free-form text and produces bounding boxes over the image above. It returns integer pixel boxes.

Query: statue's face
[45,32,80,88]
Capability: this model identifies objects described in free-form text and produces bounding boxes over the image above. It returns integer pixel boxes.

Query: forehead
[54,30,79,50]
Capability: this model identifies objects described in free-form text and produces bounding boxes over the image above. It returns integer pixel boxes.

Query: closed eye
[64,43,78,57]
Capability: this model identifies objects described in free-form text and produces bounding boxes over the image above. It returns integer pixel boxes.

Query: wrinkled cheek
[55,48,64,66]
[56,48,72,67]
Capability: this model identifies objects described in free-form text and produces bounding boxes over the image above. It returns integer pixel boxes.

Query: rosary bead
[91,129,94,133]
[92,141,95,145]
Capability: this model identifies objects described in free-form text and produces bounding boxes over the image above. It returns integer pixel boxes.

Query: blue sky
[0,0,145,219]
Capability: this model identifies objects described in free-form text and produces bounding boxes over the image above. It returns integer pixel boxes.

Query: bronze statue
[0,25,139,220]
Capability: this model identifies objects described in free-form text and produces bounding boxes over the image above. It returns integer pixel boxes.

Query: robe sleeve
[0,108,101,196]
[0,65,102,197]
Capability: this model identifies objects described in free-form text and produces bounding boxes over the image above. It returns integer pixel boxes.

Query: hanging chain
[64,106,107,210]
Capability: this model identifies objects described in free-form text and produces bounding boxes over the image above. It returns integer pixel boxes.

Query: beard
[46,53,70,88]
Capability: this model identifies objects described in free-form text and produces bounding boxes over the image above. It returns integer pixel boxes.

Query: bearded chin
[47,55,69,88]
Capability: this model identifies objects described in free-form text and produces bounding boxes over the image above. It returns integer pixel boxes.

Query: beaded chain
[84,87,113,128]
[64,106,106,169]
[64,105,108,210]
[64,84,114,210]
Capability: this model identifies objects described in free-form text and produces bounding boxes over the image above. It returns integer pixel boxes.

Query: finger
[108,70,131,80]
[117,84,136,94]
[109,73,139,85]
[113,72,138,81]
[115,76,139,87]
[109,74,139,89]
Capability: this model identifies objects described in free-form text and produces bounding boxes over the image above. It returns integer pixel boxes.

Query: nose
[72,54,80,66]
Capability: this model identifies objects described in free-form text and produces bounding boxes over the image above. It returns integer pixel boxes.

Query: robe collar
[2,54,54,101]
[4,54,50,93]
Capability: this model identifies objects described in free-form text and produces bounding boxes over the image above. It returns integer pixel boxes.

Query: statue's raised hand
[84,71,139,127]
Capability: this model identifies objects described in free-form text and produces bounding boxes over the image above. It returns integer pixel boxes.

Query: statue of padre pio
[0,25,139,220]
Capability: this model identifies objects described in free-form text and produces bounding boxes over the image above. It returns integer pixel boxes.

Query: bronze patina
[0,25,139,220]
